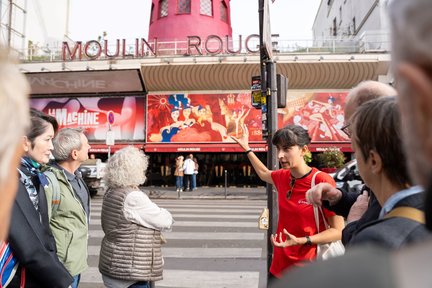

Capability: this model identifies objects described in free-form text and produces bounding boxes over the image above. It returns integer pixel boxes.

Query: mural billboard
[30,96,145,141]
[277,92,349,142]
[146,93,263,143]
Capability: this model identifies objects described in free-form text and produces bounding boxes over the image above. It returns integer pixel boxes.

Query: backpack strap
[44,171,61,215]
[384,206,425,224]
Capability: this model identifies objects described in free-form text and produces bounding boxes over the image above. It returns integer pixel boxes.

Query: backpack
[44,171,61,215]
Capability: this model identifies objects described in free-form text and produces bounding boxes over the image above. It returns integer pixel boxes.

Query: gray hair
[52,127,85,162]
[0,49,30,182]
[104,146,149,188]
[389,0,432,70]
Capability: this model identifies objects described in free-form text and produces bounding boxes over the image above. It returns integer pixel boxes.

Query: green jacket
[43,165,88,277]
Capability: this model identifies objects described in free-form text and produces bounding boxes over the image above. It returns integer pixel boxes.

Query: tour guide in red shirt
[232,124,344,278]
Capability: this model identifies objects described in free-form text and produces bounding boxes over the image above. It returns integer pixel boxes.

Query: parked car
[78,159,106,197]
[331,159,364,194]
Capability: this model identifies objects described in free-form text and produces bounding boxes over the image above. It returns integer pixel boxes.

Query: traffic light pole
[259,0,278,281]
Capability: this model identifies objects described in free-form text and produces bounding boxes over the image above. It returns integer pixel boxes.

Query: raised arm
[231,124,274,184]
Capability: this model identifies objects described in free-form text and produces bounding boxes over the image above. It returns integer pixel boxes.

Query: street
[80,195,268,288]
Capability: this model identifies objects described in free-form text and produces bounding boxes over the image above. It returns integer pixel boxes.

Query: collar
[51,162,76,182]
[379,185,424,219]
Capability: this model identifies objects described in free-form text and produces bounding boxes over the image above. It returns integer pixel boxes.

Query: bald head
[344,81,397,121]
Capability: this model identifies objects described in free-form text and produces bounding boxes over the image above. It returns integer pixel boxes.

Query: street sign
[107,111,115,125]
[106,130,115,146]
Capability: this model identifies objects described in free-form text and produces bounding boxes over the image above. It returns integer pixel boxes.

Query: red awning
[309,142,352,152]
[89,142,352,153]
[89,143,144,153]
[144,143,267,153]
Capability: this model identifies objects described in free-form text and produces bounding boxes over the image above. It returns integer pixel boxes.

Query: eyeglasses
[287,178,296,199]
[341,122,351,138]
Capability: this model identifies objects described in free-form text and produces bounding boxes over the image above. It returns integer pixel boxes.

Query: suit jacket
[7,166,73,288]
[348,192,431,249]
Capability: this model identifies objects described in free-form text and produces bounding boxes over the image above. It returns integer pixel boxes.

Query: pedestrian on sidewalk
[44,128,92,288]
[8,109,73,287]
[192,157,199,190]
[99,146,174,288]
[174,155,184,192]
[183,154,195,191]
[232,124,344,279]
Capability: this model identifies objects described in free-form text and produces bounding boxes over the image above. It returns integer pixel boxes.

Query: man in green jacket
[44,127,91,288]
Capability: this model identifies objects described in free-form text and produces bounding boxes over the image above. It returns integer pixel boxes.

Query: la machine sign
[62,34,279,61]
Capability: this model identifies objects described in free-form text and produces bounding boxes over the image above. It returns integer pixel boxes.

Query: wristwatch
[305,236,312,245]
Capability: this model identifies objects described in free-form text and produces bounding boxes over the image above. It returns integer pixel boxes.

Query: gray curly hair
[104,146,149,188]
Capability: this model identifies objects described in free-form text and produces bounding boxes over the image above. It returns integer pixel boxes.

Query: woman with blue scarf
[6,109,73,288]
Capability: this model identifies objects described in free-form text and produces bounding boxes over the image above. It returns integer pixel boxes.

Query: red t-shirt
[269,167,336,277]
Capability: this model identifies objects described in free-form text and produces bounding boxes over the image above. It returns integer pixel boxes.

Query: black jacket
[348,192,431,249]
[323,185,382,245]
[7,165,73,288]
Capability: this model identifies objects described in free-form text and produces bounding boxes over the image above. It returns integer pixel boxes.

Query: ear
[300,145,309,155]
[369,150,382,175]
[22,136,30,152]
[71,149,79,160]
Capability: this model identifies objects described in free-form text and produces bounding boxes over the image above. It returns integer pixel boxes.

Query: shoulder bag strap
[44,171,61,215]
[384,206,425,224]
[311,170,322,232]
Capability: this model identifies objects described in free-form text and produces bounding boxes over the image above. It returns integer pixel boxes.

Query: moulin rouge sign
[62,34,277,61]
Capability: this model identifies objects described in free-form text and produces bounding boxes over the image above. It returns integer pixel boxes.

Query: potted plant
[317,147,346,173]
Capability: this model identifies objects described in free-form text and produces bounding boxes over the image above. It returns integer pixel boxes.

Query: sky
[22,0,321,47]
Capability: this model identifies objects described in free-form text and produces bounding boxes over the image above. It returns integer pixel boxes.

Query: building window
[150,3,155,23]
[220,1,228,23]
[201,0,213,16]
[178,0,191,14]
[159,0,168,18]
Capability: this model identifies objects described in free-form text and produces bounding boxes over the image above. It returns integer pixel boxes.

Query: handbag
[1,241,25,288]
[311,171,345,260]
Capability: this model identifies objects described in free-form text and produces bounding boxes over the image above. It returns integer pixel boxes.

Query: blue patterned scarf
[19,157,49,212]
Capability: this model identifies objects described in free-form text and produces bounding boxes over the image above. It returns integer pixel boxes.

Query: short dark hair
[272,125,311,148]
[351,97,411,187]
[27,108,58,148]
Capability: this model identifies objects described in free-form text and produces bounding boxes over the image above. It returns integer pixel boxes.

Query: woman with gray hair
[99,146,174,288]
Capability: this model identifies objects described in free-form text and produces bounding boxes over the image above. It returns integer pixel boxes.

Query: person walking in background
[43,128,91,288]
[0,50,30,242]
[192,157,199,190]
[232,124,344,279]
[7,109,73,288]
[174,155,184,192]
[183,154,195,191]
[99,146,174,288]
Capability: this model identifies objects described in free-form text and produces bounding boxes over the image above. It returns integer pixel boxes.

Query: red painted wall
[148,0,233,42]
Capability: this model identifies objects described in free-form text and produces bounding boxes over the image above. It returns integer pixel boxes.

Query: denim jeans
[176,176,183,190]
[128,281,150,288]
[191,173,197,189]
[71,274,81,288]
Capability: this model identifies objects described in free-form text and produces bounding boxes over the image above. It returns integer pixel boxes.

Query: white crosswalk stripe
[81,197,267,288]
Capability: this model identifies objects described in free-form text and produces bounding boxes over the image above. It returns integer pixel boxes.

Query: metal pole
[224,170,228,199]
[266,61,279,266]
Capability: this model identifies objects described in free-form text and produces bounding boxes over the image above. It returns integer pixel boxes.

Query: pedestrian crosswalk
[81,196,268,288]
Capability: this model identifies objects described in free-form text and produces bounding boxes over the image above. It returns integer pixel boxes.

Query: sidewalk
[140,186,267,200]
